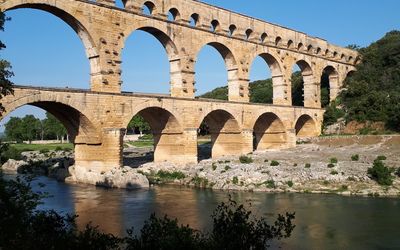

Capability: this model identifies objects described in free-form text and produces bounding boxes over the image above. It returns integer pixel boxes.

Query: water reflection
[6,173,400,249]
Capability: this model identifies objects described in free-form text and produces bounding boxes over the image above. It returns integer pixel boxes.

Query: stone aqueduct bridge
[0,0,358,172]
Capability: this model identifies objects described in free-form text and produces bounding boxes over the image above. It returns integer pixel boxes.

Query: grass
[127,141,154,147]
[10,143,74,151]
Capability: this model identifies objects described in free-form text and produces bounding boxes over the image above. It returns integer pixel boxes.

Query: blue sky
[1,0,399,132]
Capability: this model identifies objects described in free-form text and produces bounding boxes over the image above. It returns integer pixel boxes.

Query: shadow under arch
[322,65,339,104]
[1,101,102,144]
[200,109,242,159]
[134,107,183,163]
[4,3,100,76]
[295,114,318,137]
[294,60,314,107]
[253,112,287,150]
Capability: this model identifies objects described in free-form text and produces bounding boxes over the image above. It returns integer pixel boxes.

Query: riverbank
[135,135,400,197]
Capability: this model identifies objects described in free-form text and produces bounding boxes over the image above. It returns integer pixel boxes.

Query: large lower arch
[295,114,319,137]
[253,112,287,150]
[134,107,185,163]
[201,109,243,158]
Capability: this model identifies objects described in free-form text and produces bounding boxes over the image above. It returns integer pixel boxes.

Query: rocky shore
[2,135,400,197]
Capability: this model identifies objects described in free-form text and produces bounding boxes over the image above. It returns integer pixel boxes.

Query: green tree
[249,79,273,104]
[42,112,67,141]
[340,30,400,131]
[0,12,14,114]
[21,115,40,142]
[367,158,395,186]
[128,114,150,135]
[291,71,304,106]
[4,116,23,141]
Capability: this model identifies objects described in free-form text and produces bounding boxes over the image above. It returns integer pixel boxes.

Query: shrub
[224,160,230,163]
[327,163,335,168]
[376,155,387,161]
[287,180,294,187]
[1,146,22,162]
[351,154,359,161]
[55,146,63,151]
[367,158,395,185]
[330,158,338,164]
[232,176,238,184]
[323,180,330,185]
[239,155,253,164]
[330,171,338,175]
[39,149,49,154]
[156,170,185,180]
[293,163,298,166]
[212,163,217,171]
[341,185,348,190]
[270,160,279,166]
[224,165,231,171]
[264,159,268,162]
[305,163,311,168]
[190,176,209,187]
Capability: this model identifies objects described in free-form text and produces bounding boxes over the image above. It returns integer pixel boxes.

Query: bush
[239,155,253,164]
[330,158,338,164]
[305,163,311,168]
[232,176,238,184]
[212,163,217,171]
[224,165,231,171]
[1,146,22,162]
[270,160,279,166]
[264,159,268,162]
[39,149,49,154]
[367,158,395,185]
[327,163,335,168]
[330,170,338,175]
[287,180,294,187]
[55,146,62,151]
[376,155,387,161]
[351,154,359,161]
[293,163,298,166]
[156,170,185,181]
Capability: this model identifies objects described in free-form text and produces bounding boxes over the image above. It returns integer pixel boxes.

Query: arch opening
[249,56,273,104]
[121,27,178,94]
[190,13,199,27]
[168,8,180,21]
[142,2,155,15]
[321,66,338,106]
[210,20,220,32]
[194,43,236,98]
[295,114,318,137]
[228,25,236,36]
[198,110,242,160]
[292,60,313,107]
[253,113,287,150]
[3,8,91,89]
[124,107,183,165]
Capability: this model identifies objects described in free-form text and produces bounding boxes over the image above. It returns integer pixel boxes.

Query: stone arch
[298,42,304,51]
[322,65,339,103]
[307,45,313,53]
[194,42,238,99]
[190,13,200,27]
[211,20,220,32]
[199,109,243,158]
[260,33,268,44]
[287,40,294,49]
[245,29,253,40]
[229,25,237,36]
[275,36,282,47]
[2,3,100,86]
[316,47,322,55]
[293,60,314,107]
[121,25,180,93]
[253,112,287,150]
[168,8,180,21]
[295,114,318,137]
[142,1,156,15]
[134,107,183,163]
[255,53,284,105]
[0,96,101,144]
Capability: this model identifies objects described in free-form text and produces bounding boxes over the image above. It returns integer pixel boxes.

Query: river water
[7,173,400,249]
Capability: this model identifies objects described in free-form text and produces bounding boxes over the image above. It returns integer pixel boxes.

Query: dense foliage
[367,157,395,186]
[5,112,67,141]
[0,173,295,249]
[339,30,400,131]
[127,114,150,135]
[0,12,14,114]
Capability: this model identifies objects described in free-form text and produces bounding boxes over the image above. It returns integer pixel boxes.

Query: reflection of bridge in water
[0,0,358,172]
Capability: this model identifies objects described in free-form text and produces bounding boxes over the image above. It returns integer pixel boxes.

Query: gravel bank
[132,135,400,197]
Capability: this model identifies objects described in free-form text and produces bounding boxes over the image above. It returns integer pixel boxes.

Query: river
[6,173,400,249]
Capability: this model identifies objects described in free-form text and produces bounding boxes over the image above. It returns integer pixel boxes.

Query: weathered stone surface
[1,159,27,172]
[66,166,149,189]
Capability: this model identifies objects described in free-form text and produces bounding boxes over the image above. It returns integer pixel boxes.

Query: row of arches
[134,0,358,63]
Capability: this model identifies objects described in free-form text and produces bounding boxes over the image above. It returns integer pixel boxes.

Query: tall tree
[0,12,14,114]
[4,116,23,141]
[128,114,150,135]
[42,112,67,141]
